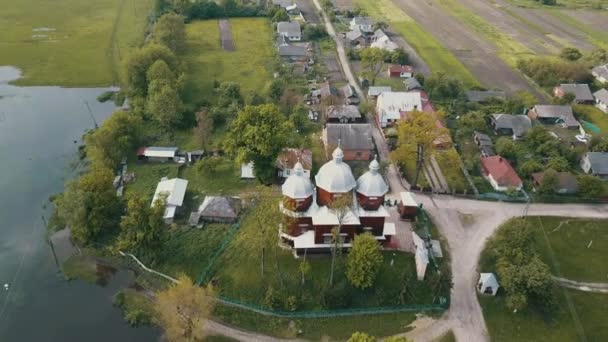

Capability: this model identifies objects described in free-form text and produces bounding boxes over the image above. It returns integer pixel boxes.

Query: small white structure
[593,88,608,113]
[240,162,255,179]
[370,29,399,52]
[412,232,429,281]
[152,177,188,224]
[376,91,422,127]
[478,273,500,296]
[138,146,178,162]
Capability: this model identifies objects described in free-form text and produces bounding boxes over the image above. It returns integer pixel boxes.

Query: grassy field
[548,9,608,50]
[479,216,608,341]
[0,0,153,86]
[182,18,276,106]
[435,0,535,66]
[507,0,608,9]
[352,0,479,87]
[574,105,608,135]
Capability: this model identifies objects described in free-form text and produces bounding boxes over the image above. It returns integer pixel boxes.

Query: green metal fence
[196,221,242,286]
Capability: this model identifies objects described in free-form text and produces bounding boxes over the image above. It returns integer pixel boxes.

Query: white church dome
[282,162,314,199]
[315,146,357,193]
[356,157,389,197]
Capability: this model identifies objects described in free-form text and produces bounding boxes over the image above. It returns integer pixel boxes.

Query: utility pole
[84,100,99,129]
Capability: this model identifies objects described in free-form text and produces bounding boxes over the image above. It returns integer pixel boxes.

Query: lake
[0,66,159,341]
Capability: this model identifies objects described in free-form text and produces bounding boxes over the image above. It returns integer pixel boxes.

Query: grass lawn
[210,204,449,311]
[126,162,181,201]
[479,216,608,341]
[434,149,470,194]
[182,18,276,106]
[574,104,608,136]
[0,0,153,86]
[62,254,98,284]
[532,217,608,283]
[213,304,418,340]
[435,0,536,66]
[351,0,479,87]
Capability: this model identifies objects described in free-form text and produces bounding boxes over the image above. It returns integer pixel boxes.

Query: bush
[517,57,592,87]
[322,281,352,309]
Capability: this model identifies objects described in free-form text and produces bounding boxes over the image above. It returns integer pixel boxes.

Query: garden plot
[561,9,608,32]
[218,19,235,51]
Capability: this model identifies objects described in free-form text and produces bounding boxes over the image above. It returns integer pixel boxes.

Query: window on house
[363,227,373,232]
[369,197,377,200]
[356,151,362,157]
[323,234,332,244]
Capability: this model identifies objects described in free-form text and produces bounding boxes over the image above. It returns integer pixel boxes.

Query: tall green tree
[327,194,355,286]
[147,80,184,129]
[85,110,142,169]
[146,59,176,87]
[122,43,180,97]
[224,104,293,184]
[346,233,383,289]
[577,175,605,198]
[425,72,465,102]
[538,168,558,195]
[360,48,387,85]
[55,166,122,245]
[117,196,166,262]
[154,13,187,53]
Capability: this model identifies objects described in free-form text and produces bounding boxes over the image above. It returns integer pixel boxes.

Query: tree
[217,81,243,107]
[360,48,387,85]
[538,168,558,195]
[497,254,554,312]
[373,21,388,31]
[117,196,166,262]
[495,137,519,163]
[264,79,285,103]
[346,233,383,289]
[154,13,187,53]
[147,80,184,129]
[224,104,293,184]
[390,48,409,65]
[327,194,355,286]
[86,110,141,168]
[391,110,449,187]
[299,257,311,286]
[456,111,487,141]
[545,156,569,172]
[348,332,376,342]
[424,72,466,102]
[271,8,289,22]
[585,48,608,65]
[55,166,122,245]
[303,25,328,41]
[518,160,543,178]
[559,47,582,61]
[502,91,536,115]
[590,137,608,152]
[577,174,605,198]
[155,275,215,342]
[193,109,213,148]
[146,59,177,88]
[122,43,180,97]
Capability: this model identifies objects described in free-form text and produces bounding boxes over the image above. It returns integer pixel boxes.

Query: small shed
[398,191,418,220]
[241,162,255,179]
[198,196,241,223]
[137,146,178,162]
[478,273,499,296]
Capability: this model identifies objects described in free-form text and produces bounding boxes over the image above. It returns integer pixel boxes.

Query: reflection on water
[0,66,158,341]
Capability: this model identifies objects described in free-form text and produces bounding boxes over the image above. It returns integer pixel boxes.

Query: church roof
[315,146,357,193]
[282,162,314,199]
[356,157,389,197]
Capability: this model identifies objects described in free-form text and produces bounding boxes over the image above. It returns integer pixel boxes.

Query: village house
[278,151,395,255]
[592,64,608,84]
[345,28,367,47]
[473,131,495,157]
[367,86,392,99]
[480,156,523,192]
[466,90,506,104]
[137,146,178,162]
[553,84,594,104]
[310,81,337,103]
[593,88,608,113]
[152,177,188,224]
[387,65,413,78]
[580,152,608,179]
[404,77,422,91]
[277,21,302,41]
[272,0,300,15]
[326,105,362,123]
[370,29,399,52]
[349,16,373,34]
[490,114,532,140]
[323,123,374,161]
[276,148,313,179]
[531,171,578,194]
[340,84,359,105]
[195,196,241,224]
[278,43,312,63]
[376,91,423,127]
[529,105,579,129]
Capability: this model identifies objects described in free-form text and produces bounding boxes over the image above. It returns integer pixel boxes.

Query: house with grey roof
[531,172,578,194]
[404,77,422,91]
[340,84,359,104]
[368,86,392,98]
[529,105,579,129]
[473,131,495,157]
[594,88,608,113]
[326,105,362,123]
[553,84,594,104]
[322,123,374,161]
[277,21,301,41]
[592,64,608,84]
[466,90,506,103]
[349,17,373,33]
[196,196,241,224]
[490,114,532,140]
[580,152,608,179]
[345,28,367,46]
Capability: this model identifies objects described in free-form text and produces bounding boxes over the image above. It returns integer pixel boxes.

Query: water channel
[0,66,159,341]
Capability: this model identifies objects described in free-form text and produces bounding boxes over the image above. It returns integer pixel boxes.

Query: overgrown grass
[0,0,153,86]
[435,0,535,66]
[182,18,276,106]
[213,304,418,340]
[531,217,608,283]
[179,159,257,196]
[574,104,608,135]
[352,0,479,87]
[113,289,155,326]
[434,149,470,193]
[62,255,98,283]
[125,162,181,201]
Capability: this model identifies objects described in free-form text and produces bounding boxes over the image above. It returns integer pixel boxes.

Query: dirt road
[296,0,321,24]
[390,0,546,99]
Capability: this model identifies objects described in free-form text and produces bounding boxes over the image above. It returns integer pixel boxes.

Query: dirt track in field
[218,19,235,51]
[389,0,546,98]
[560,9,608,32]
[492,0,595,51]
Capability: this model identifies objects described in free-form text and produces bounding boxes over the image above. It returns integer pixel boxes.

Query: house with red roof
[387,65,413,78]
[480,156,522,192]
